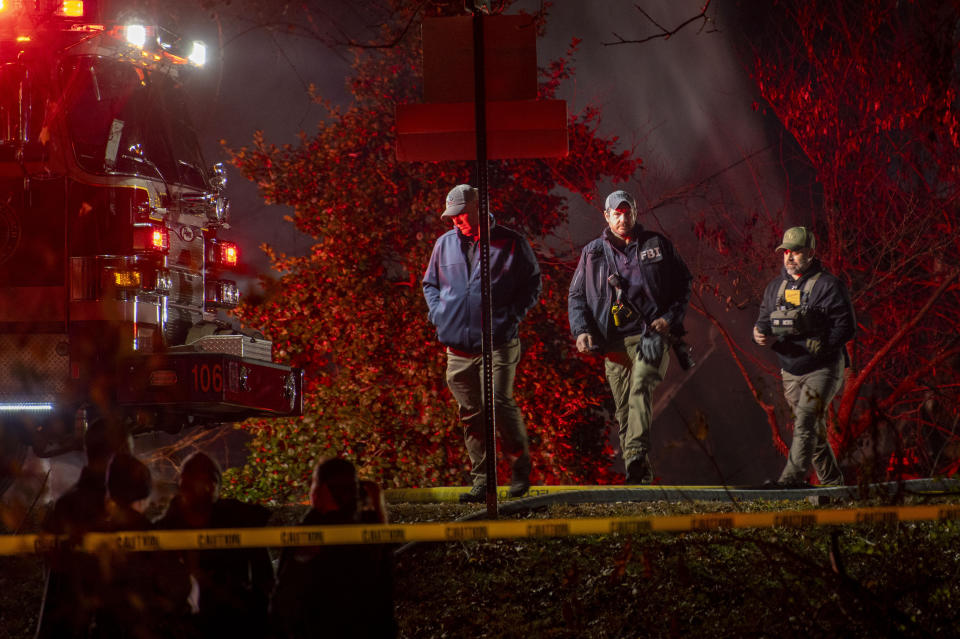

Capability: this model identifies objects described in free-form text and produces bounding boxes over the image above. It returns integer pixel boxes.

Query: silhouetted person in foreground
[35,421,131,638]
[271,457,397,639]
[156,452,273,637]
[91,453,192,639]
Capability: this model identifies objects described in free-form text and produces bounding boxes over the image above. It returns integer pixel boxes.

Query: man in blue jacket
[423,184,541,502]
[753,226,855,488]
[568,190,692,484]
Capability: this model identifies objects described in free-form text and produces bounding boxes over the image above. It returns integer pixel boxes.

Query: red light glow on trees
[223,7,640,502]
[701,0,960,480]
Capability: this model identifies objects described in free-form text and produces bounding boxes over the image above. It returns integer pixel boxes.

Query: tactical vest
[769,272,822,336]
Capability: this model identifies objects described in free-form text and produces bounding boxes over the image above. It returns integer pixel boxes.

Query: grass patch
[3,497,960,638]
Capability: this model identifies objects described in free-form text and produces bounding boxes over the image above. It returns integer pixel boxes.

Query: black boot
[458,484,486,503]
[625,456,653,485]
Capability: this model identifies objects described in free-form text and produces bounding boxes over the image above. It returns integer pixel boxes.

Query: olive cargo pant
[604,333,670,469]
[446,339,531,488]
[778,353,845,486]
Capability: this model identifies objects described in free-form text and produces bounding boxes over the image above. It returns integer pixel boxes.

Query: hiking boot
[625,456,653,485]
[508,457,532,498]
[458,484,486,504]
[508,475,530,498]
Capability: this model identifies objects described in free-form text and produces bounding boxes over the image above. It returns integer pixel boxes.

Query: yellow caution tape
[384,485,663,503]
[384,479,960,503]
[1,504,959,556]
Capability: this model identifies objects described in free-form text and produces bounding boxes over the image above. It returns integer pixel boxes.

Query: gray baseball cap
[442,184,478,218]
[604,190,636,213]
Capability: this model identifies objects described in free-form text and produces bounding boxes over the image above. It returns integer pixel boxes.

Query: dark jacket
[91,507,193,639]
[755,259,856,375]
[422,218,541,353]
[155,496,274,637]
[36,468,108,639]
[568,226,692,352]
[271,509,397,639]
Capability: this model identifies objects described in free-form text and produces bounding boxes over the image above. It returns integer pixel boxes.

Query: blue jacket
[568,226,691,352]
[423,220,541,353]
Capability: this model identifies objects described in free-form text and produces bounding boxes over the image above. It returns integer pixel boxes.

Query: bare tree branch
[604,1,716,46]
[837,268,960,434]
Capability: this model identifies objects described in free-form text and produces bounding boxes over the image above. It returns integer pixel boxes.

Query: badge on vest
[639,246,663,262]
[784,289,801,305]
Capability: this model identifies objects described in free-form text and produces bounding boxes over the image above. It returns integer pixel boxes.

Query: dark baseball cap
[604,190,636,213]
[441,184,478,218]
[776,226,816,252]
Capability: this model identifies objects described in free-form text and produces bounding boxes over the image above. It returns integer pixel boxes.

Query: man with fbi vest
[568,189,692,484]
[753,226,856,488]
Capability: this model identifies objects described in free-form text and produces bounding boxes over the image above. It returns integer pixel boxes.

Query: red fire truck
[0,0,302,487]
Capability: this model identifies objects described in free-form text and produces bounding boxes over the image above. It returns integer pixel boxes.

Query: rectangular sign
[422,15,538,103]
[396,99,567,160]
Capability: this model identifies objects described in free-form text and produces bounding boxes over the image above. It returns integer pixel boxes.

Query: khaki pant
[604,333,669,465]
[778,354,845,485]
[445,339,530,487]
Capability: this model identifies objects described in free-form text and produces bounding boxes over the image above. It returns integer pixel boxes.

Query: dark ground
[3,495,960,638]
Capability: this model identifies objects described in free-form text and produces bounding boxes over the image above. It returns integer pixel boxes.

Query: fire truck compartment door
[118,353,303,418]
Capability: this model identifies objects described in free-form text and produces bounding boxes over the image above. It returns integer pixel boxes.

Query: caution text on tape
[1,505,958,556]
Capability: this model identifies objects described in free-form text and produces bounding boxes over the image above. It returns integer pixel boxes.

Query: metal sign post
[395,5,567,521]
[471,7,498,518]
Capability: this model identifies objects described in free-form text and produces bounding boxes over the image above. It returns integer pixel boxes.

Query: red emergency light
[220,242,238,267]
[133,224,168,252]
[207,239,239,268]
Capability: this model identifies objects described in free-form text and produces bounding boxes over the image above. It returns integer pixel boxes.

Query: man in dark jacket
[568,190,692,484]
[271,457,396,639]
[422,184,541,502]
[155,452,274,637]
[753,226,855,488]
[35,421,131,638]
[93,453,192,639]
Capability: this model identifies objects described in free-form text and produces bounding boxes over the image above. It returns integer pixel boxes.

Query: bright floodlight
[188,41,206,67]
[0,403,54,412]
[125,24,147,49]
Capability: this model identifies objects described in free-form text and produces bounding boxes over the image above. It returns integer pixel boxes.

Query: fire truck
[0,0,302,487]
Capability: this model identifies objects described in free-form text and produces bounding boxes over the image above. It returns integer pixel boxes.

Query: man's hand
[805,338,822,356]
[576,333,596,353]
[753,325,771,346]
[650,318,670,335]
